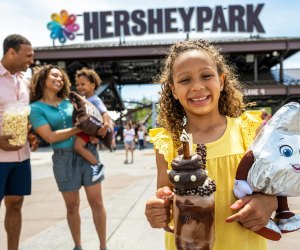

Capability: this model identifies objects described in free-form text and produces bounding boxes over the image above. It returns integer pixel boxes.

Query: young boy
[74,68,110,181]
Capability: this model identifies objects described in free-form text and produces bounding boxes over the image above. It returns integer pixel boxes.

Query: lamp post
[151,101,157,128]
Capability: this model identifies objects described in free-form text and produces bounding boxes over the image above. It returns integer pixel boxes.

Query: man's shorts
[0,159,31,201]
[52,144,104,193]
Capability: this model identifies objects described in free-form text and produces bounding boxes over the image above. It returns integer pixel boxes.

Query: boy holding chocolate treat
[73,69,110,182]
[145,39,277,250]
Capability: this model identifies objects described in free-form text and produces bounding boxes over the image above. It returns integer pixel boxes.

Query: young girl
[74,69,110,182]
[123,122,135,164]
[144,39,277,250]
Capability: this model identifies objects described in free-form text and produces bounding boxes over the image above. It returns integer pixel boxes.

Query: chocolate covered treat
[69,91,113,149]
[165,130,216,250]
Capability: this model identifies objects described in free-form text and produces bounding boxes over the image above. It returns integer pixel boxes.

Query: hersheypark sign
[47,3,265,44]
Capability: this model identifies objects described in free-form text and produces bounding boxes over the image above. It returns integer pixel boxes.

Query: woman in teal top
[29,65,108,250]
[30,99,75,149]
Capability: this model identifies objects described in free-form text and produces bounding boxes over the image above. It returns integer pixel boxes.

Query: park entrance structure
[33,37,300,113]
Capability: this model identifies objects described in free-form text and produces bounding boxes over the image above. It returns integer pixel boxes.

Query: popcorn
[2,102,30,146]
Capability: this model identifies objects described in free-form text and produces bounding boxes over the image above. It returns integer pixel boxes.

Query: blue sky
[1,0,300,101]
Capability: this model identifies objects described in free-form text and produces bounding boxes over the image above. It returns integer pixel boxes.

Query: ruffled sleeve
[239,110,262,149]
[149,128,175,168]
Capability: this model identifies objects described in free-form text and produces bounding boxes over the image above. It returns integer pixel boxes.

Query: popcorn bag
[2,102,30,146]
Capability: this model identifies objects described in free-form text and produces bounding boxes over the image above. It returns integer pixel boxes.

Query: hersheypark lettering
[83,4,265,41]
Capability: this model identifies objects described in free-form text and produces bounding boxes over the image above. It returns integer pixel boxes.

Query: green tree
[131,97,152,127]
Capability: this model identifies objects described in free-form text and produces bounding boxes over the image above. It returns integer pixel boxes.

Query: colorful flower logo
[47,10,80,44]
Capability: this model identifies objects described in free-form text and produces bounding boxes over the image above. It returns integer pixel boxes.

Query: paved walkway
[1,147,300,249]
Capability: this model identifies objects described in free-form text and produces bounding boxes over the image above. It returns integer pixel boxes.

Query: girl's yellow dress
[149,111,266,250]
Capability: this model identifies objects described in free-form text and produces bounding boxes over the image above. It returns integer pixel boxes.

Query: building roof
[33,36,300,110]
[34,36,300,83]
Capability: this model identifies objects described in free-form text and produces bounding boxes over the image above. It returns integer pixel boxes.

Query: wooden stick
[182,141,190,159]
[181,129,192,159]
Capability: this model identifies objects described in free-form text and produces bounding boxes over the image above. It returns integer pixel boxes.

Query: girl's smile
[171,50,224,117]
[188,95,210,106]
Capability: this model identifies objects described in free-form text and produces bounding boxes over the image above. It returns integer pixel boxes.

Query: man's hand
[27,123,39,151]
[28,132,39,152]
[0,135,23,151]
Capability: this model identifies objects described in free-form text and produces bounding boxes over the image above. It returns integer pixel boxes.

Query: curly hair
[29,65,71,103]
[155,39,246,147]
[75,68,102,90]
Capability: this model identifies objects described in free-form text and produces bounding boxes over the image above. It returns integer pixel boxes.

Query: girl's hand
[226,193,278,232]
[145,186,172,228]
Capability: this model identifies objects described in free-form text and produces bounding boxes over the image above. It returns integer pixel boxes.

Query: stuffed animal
[69,91,113,149]
[233,102,300,241]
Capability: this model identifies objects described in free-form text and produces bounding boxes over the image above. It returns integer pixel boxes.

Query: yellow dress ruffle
[149,128,175,168]
[239,110,262,149]
[149,111,266,250]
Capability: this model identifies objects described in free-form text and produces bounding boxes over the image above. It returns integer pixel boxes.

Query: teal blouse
[29,99,75,149]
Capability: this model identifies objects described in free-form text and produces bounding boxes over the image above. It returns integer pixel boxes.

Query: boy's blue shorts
[0,159,31,202]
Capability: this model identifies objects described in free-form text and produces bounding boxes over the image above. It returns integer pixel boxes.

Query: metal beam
[33,38,300,60]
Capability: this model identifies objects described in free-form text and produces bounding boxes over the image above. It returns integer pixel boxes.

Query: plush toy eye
[279,145,293,157]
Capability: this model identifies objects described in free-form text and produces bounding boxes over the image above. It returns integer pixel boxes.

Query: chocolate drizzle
[174,180,216,196]
[196,144,207,165]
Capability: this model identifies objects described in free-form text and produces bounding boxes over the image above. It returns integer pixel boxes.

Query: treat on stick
[164,130,216,250]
